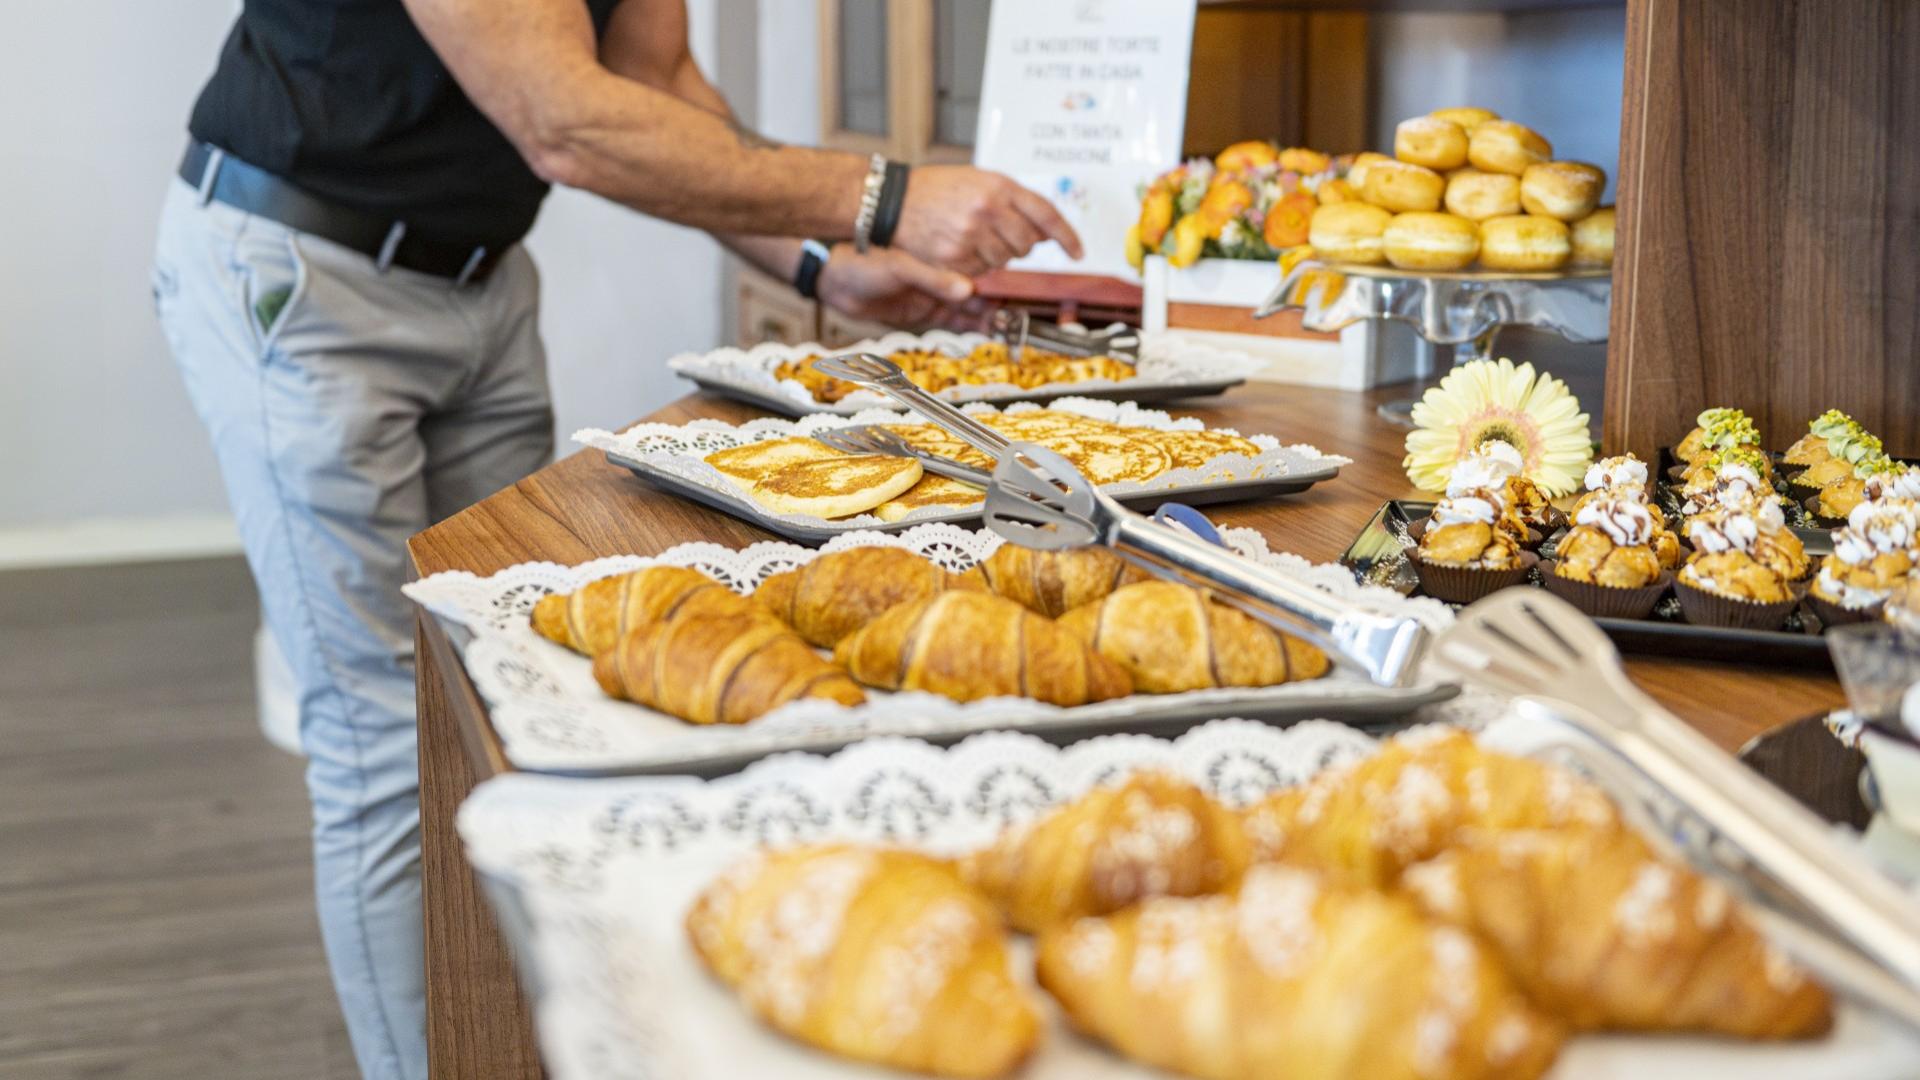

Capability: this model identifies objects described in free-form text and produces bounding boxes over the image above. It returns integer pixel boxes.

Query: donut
[1384,212,1480,271]
[1394,117,1469,171]
[1442,168,1521,221]
[1467,120,1553,176]
[1570,206,1615,268]
[1345,151,1394,192]
[1520,161,1606,221]
[1430,106,1500,131]
[1361,159,1445,213]
[1479,214,1571,272]
[1308,202,1393,266]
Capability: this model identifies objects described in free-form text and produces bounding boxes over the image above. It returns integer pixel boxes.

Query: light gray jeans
[151,177,554,1080]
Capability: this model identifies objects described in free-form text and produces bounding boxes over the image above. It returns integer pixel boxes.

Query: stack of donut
[1308,106,1613,273]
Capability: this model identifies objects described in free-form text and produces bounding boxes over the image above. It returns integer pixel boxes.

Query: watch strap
[793,239,831,300]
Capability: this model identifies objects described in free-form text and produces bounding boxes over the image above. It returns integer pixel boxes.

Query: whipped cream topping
[1864,466,1920,503]
[1815,564,1889,610]
[1575,496,1654,547]
[1840,502,1918,557]
[1446,443,1524,497]
[1583,455,1647,493]
[1688,510,1761,555]
[1433,495,1500,527]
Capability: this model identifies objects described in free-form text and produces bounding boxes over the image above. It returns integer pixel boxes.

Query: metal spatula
[810,353,1431,688]
[1433,587,1920,1029]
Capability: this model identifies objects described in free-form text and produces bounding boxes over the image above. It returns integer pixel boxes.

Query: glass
[933,0,991,146]
[837,0,889,136]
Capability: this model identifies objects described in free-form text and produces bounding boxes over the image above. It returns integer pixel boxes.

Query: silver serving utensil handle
[812,428,993,487]
[1433,588,1920,1012]
[811,353,1011,460]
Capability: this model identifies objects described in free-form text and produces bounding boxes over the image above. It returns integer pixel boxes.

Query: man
[152,2,1081,1077]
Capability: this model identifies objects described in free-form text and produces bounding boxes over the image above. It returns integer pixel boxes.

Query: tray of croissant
[573,399,1347,543]
[666,329,1260,418]
[458,718,1919,1079]
[400,523,1456,775]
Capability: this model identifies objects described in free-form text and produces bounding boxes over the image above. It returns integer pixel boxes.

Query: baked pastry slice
[1035,863,1563,1080]
[833,591,1132,706]
[531,565,754,656]
[961,772,1250,933]
[687,845,1040,1078]
[753,546,985,648]
[1403,827,1832,1038]
[593,610,864,724]
[1056,581,1329,693]
[974,543,1149,617]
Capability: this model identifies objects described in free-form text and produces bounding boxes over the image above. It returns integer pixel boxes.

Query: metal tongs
[1435,588,1920,1032]
[809,353,1429,688]
[989,308,1141,362]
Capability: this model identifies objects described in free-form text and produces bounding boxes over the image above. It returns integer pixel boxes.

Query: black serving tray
[1342,499,1838,671]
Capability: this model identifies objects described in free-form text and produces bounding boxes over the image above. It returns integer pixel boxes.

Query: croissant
[753,546,986,648]
[1056,581,1330,693]
[592,610,864,724]
[686,844,1041,1078]
[975,543,1149,617]
[961,772,1251,933]
[530,565,751,656]
[1035,863,1563,1080]
[1402,828,1832,1038]
[833,591,1133,706]
[1241,729,1622,887]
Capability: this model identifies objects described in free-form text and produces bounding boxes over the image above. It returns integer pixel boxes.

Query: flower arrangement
[1404,357,1594,497]
[1125,141,1352,270]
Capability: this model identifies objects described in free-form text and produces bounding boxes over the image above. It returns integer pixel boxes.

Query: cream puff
[1307,202,1393,266]
[1361,159,1445,213]
[1429,106,1500,132]
[1570,206,1615,268]
[1394,117,1470,171]
[1442,168,1522,222]
[1478,214,1571,272]
[1345,151,1394,192]
[1520,162,1606,221]
[1383,212,1480,271]
[1467,121,1553,176]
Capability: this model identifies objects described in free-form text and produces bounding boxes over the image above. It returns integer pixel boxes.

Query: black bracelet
[869,162,910,248]
[792,239,830,300]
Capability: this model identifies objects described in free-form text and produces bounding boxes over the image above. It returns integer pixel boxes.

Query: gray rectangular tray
[679,368,1248,420]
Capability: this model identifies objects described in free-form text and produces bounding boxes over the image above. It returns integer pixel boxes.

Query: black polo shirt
[188,0,623,247]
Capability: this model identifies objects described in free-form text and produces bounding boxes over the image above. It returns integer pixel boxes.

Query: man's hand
[891,166,1084,276]
[815,246,989,331]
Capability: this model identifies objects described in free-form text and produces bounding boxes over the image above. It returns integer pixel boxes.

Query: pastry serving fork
[808,353,1430,688]
[809,426,992,487]
[1433,588,1920,1032]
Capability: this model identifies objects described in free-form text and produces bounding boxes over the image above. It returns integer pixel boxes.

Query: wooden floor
[0,557,358,1079]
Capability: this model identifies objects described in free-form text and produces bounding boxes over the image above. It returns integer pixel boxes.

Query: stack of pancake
[773,343,1135,405]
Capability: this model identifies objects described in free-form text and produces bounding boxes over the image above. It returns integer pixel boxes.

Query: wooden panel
[1185,10,1306,155]
[736,266,818,347]
[1607,0,1920,461]
[1302,14,1371,152]
[1166,302,1340,340]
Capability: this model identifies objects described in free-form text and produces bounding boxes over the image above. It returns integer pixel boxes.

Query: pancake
[1144,429,1263,471]
[872,476,989,522]
[1048,434,1174,485]
[704,437,843,482]
[704,437,923,519]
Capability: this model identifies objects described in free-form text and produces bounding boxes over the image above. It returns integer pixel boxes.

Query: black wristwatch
[793,239,831,300]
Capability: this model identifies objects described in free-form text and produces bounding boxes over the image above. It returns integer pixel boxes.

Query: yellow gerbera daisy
[1404,358,1593,496]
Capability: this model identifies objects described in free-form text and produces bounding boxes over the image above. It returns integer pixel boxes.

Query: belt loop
[453,246,489,289]
[195,147,226,207]
[375,222,408,274]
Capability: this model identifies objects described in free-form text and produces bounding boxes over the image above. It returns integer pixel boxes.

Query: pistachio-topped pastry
[1783,409,1858,469]
[1798,428,1884,491]
[1810,502,1918,615]
[1555,496,1662,588]
[1680,505,1793,604]
[1677,408,1760,465]
[1680,445,1773,513]
[1817,453,1896,521]
[1419,489,1525,568]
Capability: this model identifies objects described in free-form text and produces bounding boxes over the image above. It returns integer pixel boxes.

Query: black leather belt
[179,140,506,286]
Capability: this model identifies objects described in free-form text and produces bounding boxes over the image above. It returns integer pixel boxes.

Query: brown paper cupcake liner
[1672,576,1798,631]
[1802,494,1847,529]
[1539,562,1672,620]
[1408,516,1542,550]
[1803,590,1884,630]
[1409,550,1540,605]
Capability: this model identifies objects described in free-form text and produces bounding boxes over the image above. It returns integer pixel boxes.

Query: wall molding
[0,513,243,571]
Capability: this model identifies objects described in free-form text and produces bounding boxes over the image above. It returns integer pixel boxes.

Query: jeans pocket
[236,225,311,357]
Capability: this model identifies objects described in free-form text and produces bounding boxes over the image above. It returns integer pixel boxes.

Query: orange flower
[1197,181,1254,237]
[1263,191,1317,250]
[1215,140,1279,172]
[1138,188,1175,247]
[1278,147,1332,174]
[1315,178,1359,205]
[1168,213,1208,268]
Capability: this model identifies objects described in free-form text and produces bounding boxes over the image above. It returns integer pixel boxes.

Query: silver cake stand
[1253,261,1612,425]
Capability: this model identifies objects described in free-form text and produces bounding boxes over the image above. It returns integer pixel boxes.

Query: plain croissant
[962,772,1250,933]
[975,543,1149,617]
[1056,580,1330,693]
[833,591,1132,706]
[753,545,985,647]
[1241,729,1622,887]
[686,844,1041,1078]
[1402,827,1832,1038]
[1035,862,1564,1080]
[592,610,864,724]
[531,565,752,656]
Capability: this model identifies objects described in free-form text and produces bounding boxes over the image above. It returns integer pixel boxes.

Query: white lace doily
[402,522,1465,774]
[665,329,1266,416]
[459,718,1917,1080]
[571,397,1349,536]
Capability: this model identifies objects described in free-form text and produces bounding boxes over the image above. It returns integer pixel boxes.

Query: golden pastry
[1570,205,1615,267]
[1418,492,1525,568]
[1056,581,1329,693]
[872,475,987,522]
[706,437,922,520]
[687,845,1040,1078]
[752,546,985,648]
[1344,150,1395,192]
[1519,161,1605,221]
[1783,409,1857,469]
[1477,214,1571,271]
[976,543,1149,617]
[1361,158,1446,213]
[1308,201,1393,265]
[592,610,866,723]
[1467,120,1552,175]
[1811,508,1917,614]
[1394,116,1470,171]
[1383,211,1480,271]
[1442,167,1521,221]
[1676,407,1760,465]
[1554,496,1662,588]
[1680,507,1794,604]
[531,565,756,657]
[1430,105,1500,131]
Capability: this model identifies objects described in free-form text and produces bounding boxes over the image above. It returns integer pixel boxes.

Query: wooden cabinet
[735,265,819,348]
[819,0,986,162]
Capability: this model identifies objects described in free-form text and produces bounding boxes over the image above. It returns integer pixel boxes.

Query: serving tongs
[811,427,991,487]
[989,308,1141,362]
[1434,588,1920,1032]
[809,353,1429,688]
